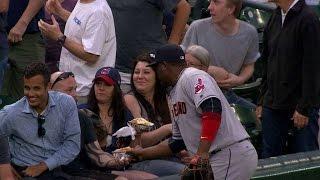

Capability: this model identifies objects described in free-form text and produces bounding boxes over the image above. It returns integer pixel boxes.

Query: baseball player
[129,44,258,180]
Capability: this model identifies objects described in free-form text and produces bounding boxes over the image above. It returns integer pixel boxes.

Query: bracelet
[57,34,66,46]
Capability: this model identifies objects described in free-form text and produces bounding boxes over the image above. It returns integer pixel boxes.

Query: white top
[60,0,116,96]
[168,68,249,154]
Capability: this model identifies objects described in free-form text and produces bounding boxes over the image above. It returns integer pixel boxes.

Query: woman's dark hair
[130,53,171,127]
[87,82,126,131]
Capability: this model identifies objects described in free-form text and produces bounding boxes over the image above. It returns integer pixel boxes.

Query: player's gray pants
[210,140,258,180]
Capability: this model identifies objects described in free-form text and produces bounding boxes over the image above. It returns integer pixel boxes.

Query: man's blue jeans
[130,159,184,177]
[223,90,256,110]
[261,107,319,158]
[0,32,8,92]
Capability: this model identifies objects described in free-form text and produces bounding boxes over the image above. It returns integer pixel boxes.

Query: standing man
[0,63,81,179]
[181,0,260,109]
[0,136,14,180]
[43,0,77,73]
[0,0,9,91]
[107,0,190,93]
[39,0,116,104]
[257,0,320,158]
[1,0,45,101]
[129,44,258,180]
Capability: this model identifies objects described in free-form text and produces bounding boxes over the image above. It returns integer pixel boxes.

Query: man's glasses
[37,115,46,137]
[51,72,74,88]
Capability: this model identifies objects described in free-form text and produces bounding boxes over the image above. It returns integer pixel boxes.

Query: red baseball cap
[93,67,121,86]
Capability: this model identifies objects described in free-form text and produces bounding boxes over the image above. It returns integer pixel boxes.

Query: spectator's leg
[261,107,290,158]
[1,33,44,100]
[0,31,8,93]
[130,159,184,177]
[290,108,319,153]
[224,90,256,110]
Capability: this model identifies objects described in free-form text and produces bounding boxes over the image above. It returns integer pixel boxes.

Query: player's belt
[210,137,250,155]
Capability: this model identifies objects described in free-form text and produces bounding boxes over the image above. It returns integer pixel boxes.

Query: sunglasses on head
[37,115,46,137]
[51,72,75,88]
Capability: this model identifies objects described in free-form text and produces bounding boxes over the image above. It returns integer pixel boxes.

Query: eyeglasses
[37,115,46,137]
[51,72,74,88]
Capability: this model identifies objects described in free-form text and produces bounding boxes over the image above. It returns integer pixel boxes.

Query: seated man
[0,135,14,180]
[181,0,260,110]
[50,71,158,180]
[0,63,81,179]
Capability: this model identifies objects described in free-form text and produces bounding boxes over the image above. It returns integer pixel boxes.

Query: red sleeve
[201,112,221,142]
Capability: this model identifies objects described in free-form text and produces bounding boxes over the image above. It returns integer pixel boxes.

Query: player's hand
[22,162,47,177]
[38,15,63,41]
[292,110,309,129]
[177,150,192,164]
[217,73,244,89]
[8,22,27,43]
[190,153,209,166]
[45,0,63,16]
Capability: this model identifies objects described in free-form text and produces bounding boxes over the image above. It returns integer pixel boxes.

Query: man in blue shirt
[0,135,14,180]
[0,63,81,178]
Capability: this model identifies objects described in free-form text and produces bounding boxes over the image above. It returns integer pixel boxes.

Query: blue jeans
[0,32,8,92]
[223,90,256,110]
[129,159,184,177]
[261,107,319,158]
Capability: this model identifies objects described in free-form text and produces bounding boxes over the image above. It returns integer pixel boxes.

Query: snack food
[113,146,132,153]
[130,118,154,126]
[128,118,154,133]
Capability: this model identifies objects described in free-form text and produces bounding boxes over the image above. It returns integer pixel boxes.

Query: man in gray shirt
[181,0,260,109]
[0,63,81,179]
[0,136,14,180]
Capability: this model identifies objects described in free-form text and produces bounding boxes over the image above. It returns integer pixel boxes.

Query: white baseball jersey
[168,67,249,154]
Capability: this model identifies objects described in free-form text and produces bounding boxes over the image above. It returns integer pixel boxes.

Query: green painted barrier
[253,151,320,180]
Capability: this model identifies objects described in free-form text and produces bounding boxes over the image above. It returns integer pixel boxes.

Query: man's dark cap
[147,44,185,67]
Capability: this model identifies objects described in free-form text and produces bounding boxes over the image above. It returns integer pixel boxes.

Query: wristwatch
[57,34,67,46]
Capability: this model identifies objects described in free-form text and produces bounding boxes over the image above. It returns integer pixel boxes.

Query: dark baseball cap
[148,44,185,67]
[93,67,121,86]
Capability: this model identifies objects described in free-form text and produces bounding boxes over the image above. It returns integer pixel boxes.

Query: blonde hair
[186,45,211,67]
